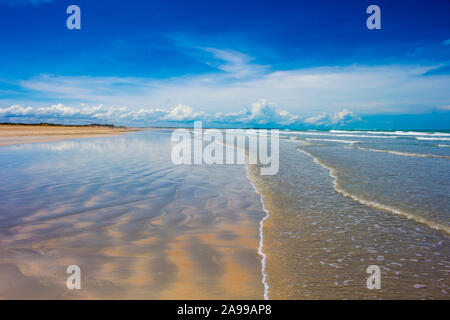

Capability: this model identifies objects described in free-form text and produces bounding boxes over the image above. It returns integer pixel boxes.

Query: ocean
[249,129,449,299]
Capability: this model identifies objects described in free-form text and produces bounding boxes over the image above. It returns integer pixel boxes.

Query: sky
[0,0,449,129]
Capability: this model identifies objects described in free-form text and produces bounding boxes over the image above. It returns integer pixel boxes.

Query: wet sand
[0,131,265,299]
[0,124,140,147]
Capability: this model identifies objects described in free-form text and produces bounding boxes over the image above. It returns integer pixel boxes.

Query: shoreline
[245,140,450,299]
[245,163,270,300]
[0,124,142,147]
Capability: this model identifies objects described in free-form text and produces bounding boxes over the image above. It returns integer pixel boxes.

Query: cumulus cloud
[245,99,298,124]
[304,109,356,126]
[304,112,328,125]
[208,99,298,125]
[330,109,355,124]
[162,104,207,121]
[0,100,338,127]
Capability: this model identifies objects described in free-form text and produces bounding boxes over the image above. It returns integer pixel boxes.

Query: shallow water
[249,130,449,299]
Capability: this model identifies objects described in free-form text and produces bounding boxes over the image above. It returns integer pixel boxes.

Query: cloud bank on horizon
[1,59,448,128]
[1,100,353,128]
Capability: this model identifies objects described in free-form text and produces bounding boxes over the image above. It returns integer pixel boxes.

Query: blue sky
[0,0,449,129]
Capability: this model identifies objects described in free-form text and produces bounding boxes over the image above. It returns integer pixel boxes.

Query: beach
[0,124,139,147]
[0,129,265,299]
[0,128,449,299]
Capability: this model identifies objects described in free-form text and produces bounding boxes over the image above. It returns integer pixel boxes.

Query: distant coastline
[0,122,126,128]
[1,122,449,132]
[0,122,141,147]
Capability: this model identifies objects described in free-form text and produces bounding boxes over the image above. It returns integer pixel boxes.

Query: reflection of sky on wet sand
[0,130,265,299]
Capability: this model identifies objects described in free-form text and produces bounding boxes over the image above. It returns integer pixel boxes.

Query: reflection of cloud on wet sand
[0,131,265,299]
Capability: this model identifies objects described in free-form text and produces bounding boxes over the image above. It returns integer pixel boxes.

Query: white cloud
[0,100,321,127]
[304,109,356,125]
[8,62,449,120]
[162,104,206,121]
[330,109,355,124]
[246,99,298,124]
[202,48,268,78]
[2,46,450,127]
[304,112,328,125]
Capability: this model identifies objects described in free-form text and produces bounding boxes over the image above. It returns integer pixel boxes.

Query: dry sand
[0,124,140,147]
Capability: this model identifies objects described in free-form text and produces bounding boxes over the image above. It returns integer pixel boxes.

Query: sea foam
[297,147,450,235]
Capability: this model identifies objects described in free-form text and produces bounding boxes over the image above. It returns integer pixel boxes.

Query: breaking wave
[297,147,450,235]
